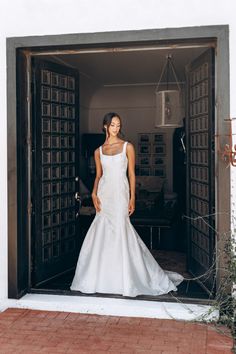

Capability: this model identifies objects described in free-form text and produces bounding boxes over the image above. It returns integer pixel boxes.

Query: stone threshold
[0,293,219,322]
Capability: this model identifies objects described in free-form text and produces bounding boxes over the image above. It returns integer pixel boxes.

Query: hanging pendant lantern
[155,54,183,128]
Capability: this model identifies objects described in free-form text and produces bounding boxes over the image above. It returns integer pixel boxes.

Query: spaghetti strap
[123,141,128,155]
[99,145,103,156]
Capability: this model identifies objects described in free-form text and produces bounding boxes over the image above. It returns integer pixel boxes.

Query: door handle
[75,192,81,201]
[75,192,82,208]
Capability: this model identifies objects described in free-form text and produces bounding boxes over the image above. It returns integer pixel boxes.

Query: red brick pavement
[0,308,233,353]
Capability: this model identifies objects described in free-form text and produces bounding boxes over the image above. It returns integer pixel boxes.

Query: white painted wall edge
[0,294,218,322]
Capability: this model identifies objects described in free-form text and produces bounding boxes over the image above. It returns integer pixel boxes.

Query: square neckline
[100,141,127,156]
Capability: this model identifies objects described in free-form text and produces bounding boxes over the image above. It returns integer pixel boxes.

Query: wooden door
[31,58,81,286]
[186,48,216,294]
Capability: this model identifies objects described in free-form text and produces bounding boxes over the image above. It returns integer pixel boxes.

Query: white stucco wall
[0,0,236,300]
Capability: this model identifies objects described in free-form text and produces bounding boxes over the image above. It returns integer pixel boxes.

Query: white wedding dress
[70,141,184,297]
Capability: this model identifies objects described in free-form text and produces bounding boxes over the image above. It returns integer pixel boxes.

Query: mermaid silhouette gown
[70,141,184,297]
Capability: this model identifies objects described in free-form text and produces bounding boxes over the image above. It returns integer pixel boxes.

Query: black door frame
[7,25,230,299]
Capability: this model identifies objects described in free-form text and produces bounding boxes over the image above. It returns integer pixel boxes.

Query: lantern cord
[155,54,181,93]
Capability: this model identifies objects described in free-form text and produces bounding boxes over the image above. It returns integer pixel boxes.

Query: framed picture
[152,133,166,144]
[138,155,151,165]
[138,144,151,154]
[152,144,166,155]
[153,166,166,178]
[139,167,151,176]
[138,133,151,143]
[152,155,165,165]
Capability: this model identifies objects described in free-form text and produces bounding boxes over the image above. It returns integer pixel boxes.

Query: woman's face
[106,117,121,137]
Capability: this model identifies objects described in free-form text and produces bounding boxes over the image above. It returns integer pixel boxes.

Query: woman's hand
[92,193,101,212]
[128,198,135,216]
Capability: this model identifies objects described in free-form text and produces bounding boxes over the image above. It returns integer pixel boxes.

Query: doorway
[7,26,230,301]
[29,44,215,301]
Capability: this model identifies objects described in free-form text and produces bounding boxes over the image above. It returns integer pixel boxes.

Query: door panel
[31,58,81,286]
[186,48,215,293]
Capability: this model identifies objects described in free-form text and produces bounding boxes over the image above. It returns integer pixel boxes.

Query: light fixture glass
[155,54,183,128]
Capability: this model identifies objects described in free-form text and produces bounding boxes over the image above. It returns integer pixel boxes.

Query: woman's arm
[91,148,103,212]
[127,142,136,215]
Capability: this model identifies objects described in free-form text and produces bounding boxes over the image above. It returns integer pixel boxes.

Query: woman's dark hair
[102,112,124,137]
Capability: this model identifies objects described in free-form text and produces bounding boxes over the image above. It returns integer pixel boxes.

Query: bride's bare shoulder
[94,147,101,157]
[127,142,135,151]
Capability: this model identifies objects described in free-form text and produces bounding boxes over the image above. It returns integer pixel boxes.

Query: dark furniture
[130,199,179,250]
[130,176,179,250]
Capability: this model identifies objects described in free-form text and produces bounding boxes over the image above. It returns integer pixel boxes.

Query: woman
[70,112,183,297]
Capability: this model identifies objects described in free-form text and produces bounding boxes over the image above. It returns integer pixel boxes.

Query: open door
[31,58,81,286]
[186,48,215,294]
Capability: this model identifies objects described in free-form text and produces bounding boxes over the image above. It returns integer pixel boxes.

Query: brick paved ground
[0,308,233,353]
